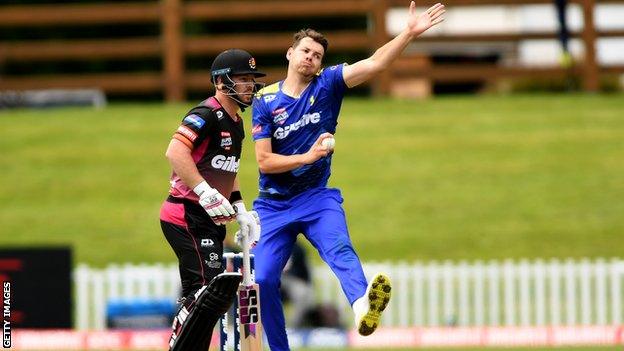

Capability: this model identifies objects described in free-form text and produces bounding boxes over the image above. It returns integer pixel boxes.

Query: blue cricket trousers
[252,187,368,351]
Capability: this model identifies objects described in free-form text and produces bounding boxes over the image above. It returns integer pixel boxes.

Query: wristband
[229,190,243,204]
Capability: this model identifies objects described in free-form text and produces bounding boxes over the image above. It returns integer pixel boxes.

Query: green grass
[1,94,623,266]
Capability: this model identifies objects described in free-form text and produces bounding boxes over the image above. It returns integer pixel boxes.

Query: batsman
[251,2,445,350]
[159,49,264,350]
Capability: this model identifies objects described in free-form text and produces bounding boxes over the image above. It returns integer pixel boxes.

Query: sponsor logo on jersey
[216,111,224,119]
[211,155,240,173]
[204,258,221,268]
[183,114,205,128]
[201,239,214,247]
[221,137,233,148]
[271,107,285,115]
[221,131,231,137]
[274,112,321,140]
[309,95,315,106]
[176,125,198,142]
[263,94,276,103]
[272,108,289,125]
[252,125,262,135]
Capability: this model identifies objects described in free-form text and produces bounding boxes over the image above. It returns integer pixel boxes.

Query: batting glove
[193,181,236,225]
[233,202,261,248]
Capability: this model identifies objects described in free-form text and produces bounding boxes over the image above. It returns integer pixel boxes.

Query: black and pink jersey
[168,97,244,202]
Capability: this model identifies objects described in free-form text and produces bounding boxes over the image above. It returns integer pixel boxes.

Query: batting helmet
[210,49,266,83]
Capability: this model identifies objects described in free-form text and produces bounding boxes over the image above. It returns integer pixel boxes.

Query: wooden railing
[0,0,622,101]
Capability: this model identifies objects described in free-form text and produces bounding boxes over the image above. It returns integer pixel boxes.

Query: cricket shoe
[353,273,392,336]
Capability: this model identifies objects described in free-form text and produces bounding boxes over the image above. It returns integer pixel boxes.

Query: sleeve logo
[176,125,198,142]
[183,114,205,128]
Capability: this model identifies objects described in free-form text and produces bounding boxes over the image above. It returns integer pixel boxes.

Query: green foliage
[1,94,623,266]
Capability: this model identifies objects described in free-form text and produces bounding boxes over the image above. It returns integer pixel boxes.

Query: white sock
[352,294,368,318]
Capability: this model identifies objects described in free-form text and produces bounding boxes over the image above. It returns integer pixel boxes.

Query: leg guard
[169,272,242,351]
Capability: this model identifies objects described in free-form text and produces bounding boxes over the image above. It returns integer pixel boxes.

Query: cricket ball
[322,137,335,151]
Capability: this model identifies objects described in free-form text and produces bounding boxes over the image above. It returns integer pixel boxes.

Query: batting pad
[170,272,242,351]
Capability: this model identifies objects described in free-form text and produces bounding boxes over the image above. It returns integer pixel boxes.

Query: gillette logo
[211,155,240,173]
[274,112,321,139]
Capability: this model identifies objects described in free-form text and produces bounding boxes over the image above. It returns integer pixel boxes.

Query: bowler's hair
[292,28,328,53]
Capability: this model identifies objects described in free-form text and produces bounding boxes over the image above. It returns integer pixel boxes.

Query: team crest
[272,108,289,125]
[221,136,233,149]
[249,58,257,69]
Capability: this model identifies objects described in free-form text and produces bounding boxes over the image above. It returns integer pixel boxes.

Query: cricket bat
[237,232,263,350]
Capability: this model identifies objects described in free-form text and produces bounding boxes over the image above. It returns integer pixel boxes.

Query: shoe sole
[357,273,392,336]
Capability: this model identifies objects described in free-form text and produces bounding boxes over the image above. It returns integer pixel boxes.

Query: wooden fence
[0,0,623,101]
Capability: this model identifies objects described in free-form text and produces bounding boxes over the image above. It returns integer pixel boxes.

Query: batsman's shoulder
[185,105,219,124]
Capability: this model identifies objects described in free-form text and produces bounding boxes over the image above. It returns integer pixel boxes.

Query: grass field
[1,94,623,266]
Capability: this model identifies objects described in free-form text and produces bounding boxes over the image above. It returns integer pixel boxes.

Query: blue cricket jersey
[252,63,348,198]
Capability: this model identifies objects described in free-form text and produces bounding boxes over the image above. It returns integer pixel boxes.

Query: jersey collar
[206,96,241,123]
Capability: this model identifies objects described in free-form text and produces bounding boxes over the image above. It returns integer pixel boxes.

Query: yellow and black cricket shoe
[355,273,392,336]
